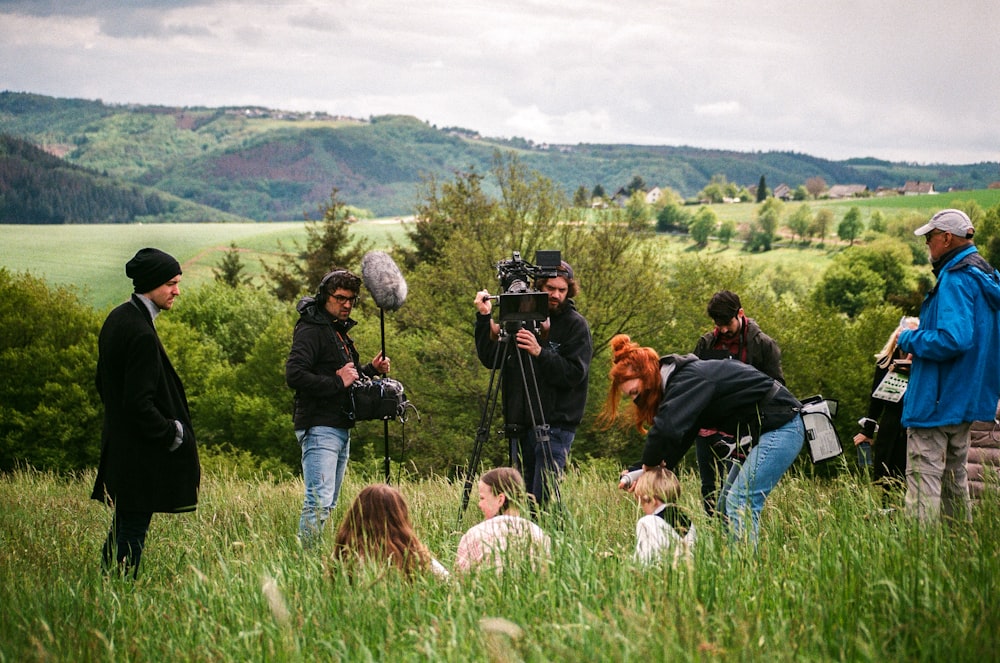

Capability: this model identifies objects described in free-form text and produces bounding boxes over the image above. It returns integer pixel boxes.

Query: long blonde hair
[875,317,919,369]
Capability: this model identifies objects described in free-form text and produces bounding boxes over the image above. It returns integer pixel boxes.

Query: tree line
[3,151,999,478]
[0,134,174,223]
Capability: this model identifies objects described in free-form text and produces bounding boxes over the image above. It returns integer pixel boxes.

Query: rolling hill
[2,90,997,222]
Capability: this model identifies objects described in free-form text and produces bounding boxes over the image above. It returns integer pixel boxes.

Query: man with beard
[286,269,390,548]
[692,290,784,517]
[474,260,592,507]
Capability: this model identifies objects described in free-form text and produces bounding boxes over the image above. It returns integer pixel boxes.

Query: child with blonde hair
[633,467,695,564]
[455,467,551,573]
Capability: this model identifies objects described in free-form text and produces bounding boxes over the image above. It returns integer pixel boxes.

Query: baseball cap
[914,209,975,238]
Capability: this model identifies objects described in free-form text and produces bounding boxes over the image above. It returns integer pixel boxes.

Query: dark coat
[285,296,378,430]
[642,354,801,469]
[91,295,200,512]
[693,316,784,383]
[474,300,592,431]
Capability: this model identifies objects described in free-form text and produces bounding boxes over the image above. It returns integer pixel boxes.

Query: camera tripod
[458,322,562,523]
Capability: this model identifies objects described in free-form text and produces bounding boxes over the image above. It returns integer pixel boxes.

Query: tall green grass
[2,462,997,662]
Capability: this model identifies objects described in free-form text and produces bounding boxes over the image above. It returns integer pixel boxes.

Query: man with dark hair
[898,209,1000,523]
[474,260,593,507]
[286,269,390,547]
[692,290,784,517]
[92,247,201,579]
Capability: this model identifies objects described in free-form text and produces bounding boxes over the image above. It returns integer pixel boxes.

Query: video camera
[493,250,561,327]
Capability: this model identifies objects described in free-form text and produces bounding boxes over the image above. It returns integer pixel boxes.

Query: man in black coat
[92,248,200,578]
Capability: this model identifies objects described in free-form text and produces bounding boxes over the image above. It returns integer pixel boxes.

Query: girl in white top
[633,467,696,565]
[455,467,551,573]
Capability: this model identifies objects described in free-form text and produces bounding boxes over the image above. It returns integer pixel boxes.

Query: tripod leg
[513,344,563,509]
[458,337,509,524]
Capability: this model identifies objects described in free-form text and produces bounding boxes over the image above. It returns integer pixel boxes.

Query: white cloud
[693,101,742,118]
[1,0,999,163]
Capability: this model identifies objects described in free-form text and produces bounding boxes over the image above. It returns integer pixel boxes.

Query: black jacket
[91,295,200,513]
[693,316,785,383]
[285,296,378,430]
[642,354,801,469]
[475,300,592,431]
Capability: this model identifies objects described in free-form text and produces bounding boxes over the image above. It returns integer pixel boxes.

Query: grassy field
[2,462,998,662]
[3,189,999,312]
[0,220,411,310]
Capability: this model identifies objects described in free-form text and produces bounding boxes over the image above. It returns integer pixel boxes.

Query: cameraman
[286,269,390,548]
[474,260,592,507]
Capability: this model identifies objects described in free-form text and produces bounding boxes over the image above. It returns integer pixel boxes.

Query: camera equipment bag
[350,376,409,421]
[800,395,844,463]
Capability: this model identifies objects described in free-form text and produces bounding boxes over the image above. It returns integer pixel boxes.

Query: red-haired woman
[599,334,804,545]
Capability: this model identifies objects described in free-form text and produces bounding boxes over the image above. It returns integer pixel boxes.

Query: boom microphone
[361,251,408,312]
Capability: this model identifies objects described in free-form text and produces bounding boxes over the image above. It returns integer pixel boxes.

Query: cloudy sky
[2,0,998,164]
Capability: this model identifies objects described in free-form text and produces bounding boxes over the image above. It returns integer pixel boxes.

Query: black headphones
[316,269,349,303]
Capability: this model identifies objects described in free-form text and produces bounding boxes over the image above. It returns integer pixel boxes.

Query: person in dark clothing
[692,290,784,517]
[600,334,803,545]
[474,260,592,506]
[92,248,200,579]
[286,269,390,548]
[854,318,918,505]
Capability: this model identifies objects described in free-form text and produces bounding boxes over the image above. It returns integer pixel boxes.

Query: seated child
[633,467,696,565]
[332,483,448,579]
[455,467,551,573]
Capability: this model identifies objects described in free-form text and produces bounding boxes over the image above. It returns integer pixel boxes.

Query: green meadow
[0,220,410,311]
[2,463,998,662]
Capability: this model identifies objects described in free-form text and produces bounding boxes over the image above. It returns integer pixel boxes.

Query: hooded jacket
[642,354,801,469]
[475,299,592,431]
[285,296,378,430]
[898,245,1000,427]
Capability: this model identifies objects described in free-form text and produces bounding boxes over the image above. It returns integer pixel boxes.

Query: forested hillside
[2,91,998,222]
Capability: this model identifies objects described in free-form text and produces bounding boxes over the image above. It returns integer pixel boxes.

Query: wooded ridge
[2,90,997,222]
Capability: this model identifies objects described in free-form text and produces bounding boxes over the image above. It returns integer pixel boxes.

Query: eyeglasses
[330,294,359,304]
[924,230,946,244]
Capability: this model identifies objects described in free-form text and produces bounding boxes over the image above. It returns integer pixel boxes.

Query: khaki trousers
[905,423,973,523]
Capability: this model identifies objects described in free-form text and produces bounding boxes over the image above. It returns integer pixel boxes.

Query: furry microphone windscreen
[361,251,408,312]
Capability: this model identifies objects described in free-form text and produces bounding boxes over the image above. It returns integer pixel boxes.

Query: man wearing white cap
[897,209,1000,523]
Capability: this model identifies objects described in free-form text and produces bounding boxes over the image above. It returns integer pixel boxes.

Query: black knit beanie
[125,248,182,294]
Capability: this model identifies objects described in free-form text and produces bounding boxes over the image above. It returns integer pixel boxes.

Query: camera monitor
[498,292,549,323]
[534,250,561,269]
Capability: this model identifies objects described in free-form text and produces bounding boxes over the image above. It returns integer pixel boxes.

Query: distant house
[827,184,869,199]
[645,187,662,205]
[901,180,936,195]
[773,184,791,200]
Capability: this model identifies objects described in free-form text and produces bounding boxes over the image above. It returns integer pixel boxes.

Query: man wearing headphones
[285,269,390,548]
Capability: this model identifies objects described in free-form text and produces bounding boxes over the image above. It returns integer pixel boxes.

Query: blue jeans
[297,426,350,547]
[510,426,574,505]
[856,441,873,470]
[720,415,805,545]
